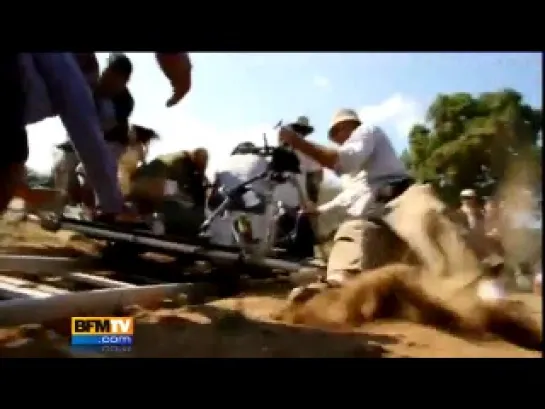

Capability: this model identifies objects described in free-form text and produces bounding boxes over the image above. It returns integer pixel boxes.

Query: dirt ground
[0,221,542,358]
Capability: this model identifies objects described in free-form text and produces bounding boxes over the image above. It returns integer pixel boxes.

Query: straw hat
[328,109,361,138]
[460,189,477,198]
[288,116,314,136]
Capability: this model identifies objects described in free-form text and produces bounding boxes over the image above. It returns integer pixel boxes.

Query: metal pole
[0,283,193,326]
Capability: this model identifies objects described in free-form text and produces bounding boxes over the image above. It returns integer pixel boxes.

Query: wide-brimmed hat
[288,116,314,136]
[328,109,361,139]
[460,189,477,199]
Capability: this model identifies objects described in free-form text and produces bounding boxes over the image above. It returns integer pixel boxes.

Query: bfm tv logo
[71,317,133,346]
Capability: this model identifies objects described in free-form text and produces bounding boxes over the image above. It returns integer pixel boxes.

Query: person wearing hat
[279,108,410,286]
[274,116,323,208]
[451,188,501,265]
[272,116,323,258]
[458,188,485,232]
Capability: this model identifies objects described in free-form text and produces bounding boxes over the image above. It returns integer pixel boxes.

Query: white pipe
[0,268,134,289]
[0,275,68,300]
[0,254,136,290]
[67,272,136,289]
[0,283,193,326]
[0,282,52,299]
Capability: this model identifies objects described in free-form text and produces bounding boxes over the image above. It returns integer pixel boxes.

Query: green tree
[401,89,542,204]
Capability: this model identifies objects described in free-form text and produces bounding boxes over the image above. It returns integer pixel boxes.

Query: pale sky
[26,52,542,183]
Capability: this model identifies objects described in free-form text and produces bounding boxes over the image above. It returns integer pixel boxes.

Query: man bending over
[279,109,412,286]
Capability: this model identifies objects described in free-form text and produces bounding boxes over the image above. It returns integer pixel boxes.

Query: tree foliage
[402,89,542,204]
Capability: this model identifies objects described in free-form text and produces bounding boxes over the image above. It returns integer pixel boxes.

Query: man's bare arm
[156,53,191,80]
[155,53,192,107]
[287,136,338,170]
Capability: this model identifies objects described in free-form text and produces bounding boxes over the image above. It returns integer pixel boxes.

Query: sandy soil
[0,221,541,358]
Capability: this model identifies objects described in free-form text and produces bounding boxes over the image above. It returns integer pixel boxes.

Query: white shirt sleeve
[317,194,344,214]
[317,188,363,214]
[335,125,377,174]
[97,99,117,131]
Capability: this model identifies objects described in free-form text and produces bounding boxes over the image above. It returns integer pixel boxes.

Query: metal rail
[0,275,67,295]
[0,283,194,326]
[65,272,137,289]
[59,219,310,272]
[0,228,322,327]
[0,254,98,273]
[0,278,56,299]
[0,252,193,327]
[0,253,137,290]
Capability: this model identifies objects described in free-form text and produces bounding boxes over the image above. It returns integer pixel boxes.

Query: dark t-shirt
[57,88,134,152]
[104,87,134,145]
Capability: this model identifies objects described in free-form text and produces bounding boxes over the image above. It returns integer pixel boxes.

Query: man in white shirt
[274,116,323,208]
[273,117,323,258]
[279,109,411,285]
[458,189,485,232]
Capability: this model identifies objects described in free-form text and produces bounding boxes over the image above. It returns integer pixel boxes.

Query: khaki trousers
[326,218,409,284]
[326,184,487,289]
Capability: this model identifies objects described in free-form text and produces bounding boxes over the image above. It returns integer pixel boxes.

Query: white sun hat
[460,189,477,198]
[327,109,361,139]
[477,278,506,303]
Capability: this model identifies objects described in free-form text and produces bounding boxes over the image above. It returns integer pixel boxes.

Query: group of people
[0,49,423,289]
[6,52,534,299]
[49,53,212,230]
[45,85,415,289]
[0,52,192,223]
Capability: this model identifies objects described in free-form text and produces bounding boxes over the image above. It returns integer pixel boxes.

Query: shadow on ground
[0,303,400,358]
[128,304,398,358]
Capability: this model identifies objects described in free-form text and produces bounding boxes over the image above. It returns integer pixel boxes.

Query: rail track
[0,212,321,358]
[0,251,194,325]
[0,241,262,357]
[0,246,319,328]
